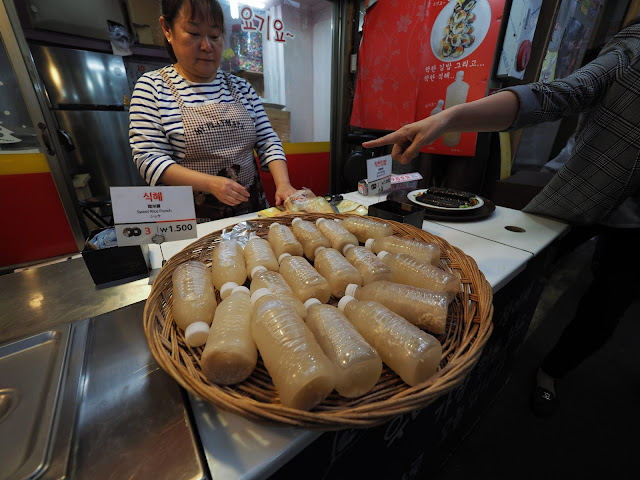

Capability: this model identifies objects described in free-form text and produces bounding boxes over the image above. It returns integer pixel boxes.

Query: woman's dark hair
[161,0,226,63]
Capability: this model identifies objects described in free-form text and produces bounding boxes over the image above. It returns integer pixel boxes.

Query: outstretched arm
[362,91,520,164]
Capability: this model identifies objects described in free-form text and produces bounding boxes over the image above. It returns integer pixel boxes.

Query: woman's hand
[208,176,250,206]
[274,182,298,206]
[362,114,449,164]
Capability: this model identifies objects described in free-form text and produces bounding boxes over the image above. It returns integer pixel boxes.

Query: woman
[129,0,297,221]
[363,18,640,416]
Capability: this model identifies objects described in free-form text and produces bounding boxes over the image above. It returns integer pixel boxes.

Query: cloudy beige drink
[345,280,449,335]
[250,265,307,319]
[343,244,392,285]
[201,286,256,385]
[291,217,330,261]
[313,246,362,298]
[378,251,460,296]
[305,299,381,397]
[267,222,303,259]
[316,218,358,253]
[172,260,217,347]
[338,296,442,386]
[251,288,335,410]
[341,216,393,242]
[365,236,441,266]
[211,239,247,296]
[244,235,279,278]
[278,253,331,303]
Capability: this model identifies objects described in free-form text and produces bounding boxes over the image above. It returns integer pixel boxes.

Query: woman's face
[161,4,223,83]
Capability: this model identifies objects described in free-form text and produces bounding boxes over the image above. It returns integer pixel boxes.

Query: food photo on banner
[351,0,506,157]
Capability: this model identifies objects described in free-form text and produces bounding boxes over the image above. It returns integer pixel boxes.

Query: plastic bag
[283,188,335,214]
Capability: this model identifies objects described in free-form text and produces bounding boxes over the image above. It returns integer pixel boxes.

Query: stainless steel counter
[0,257,151,344]
[68,302,206,480]
[0,255,207,479]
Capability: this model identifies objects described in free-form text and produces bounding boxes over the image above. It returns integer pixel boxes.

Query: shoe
[530,386,558,417]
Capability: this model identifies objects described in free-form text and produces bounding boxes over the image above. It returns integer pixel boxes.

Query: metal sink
[0,322,87,480]
[0,301,207,480]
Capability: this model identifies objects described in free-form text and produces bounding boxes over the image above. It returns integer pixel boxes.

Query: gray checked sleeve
[501,48,631,131]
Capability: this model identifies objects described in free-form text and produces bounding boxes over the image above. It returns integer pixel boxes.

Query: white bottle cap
[337,295,356,312]
[278,252,291,264]
[250,287,272,306]
[304,298,322,309]
[314,246,326,256]
[344,283,359,297]
[343,244,355,255]
[316,218,326,226]
[364,238,375,250]
[291,217,301,225]
[251,265,267,278]
[220,281,239,299]
[377,250,389,259]
[231,285,250,295]
[269,222,280,229]
[184,321,209,347]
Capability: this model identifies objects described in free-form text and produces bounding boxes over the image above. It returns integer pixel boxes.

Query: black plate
[387,189,496,222]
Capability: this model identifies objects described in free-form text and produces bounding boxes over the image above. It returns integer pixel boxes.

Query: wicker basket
[144,213,493,430]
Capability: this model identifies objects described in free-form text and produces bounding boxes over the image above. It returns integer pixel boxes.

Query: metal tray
[0,324,76,480]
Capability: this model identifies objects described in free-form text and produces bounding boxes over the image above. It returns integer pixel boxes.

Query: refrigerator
[29,44,145,206]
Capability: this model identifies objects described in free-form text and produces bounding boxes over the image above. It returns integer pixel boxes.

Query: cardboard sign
[366,154,392,181]
[110,186,197,246]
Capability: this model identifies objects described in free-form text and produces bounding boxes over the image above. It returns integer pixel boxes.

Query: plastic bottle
[343,244,392,285]
[278,253,331,303]
[267,222,304,259]
[365,235,440,266]
[201,286,257,385]
[315,218,358,253]
[338,296,442,386]
[210,239,247,297]
[244,234,279,278]
[291,217,330,261]
[250,265,307,319]
[304,298,381,398]
[378,250,460,296]
[251,288,335,410]
[345,280,449,335]
[313,246,362,298]
[442,71,469,147]
[172,260,217,347]
[340,215,393,243]
[430,99,444,116]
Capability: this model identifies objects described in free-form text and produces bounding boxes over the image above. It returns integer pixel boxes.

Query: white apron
[160,68,268,221]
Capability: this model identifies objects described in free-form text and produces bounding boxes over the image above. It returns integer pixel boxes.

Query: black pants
[541,226,640,378]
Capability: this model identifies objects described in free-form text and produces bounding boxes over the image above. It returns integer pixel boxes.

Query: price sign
[366,154,392,181]
[110,186,197,246]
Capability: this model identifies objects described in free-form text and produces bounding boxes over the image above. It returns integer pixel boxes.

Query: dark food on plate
[441,0,478,59]
[428,186,475,200]
[416,187,479,208]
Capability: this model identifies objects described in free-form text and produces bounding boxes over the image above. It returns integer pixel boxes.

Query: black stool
[79,196,113,229]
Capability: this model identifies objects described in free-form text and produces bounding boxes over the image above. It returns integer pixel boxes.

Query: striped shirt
[505,23,640,227]
[129,66,286,186]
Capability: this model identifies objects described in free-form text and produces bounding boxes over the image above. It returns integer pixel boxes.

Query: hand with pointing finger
[362,114,449,165]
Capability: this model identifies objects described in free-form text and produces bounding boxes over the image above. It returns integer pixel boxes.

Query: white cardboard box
[390,172,423,190]
[358,175,392,196]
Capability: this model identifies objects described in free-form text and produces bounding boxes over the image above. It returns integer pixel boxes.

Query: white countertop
[341,191,570,256]
[141,192,568,480]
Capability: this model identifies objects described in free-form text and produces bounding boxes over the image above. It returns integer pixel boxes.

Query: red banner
[351,0,506,156]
